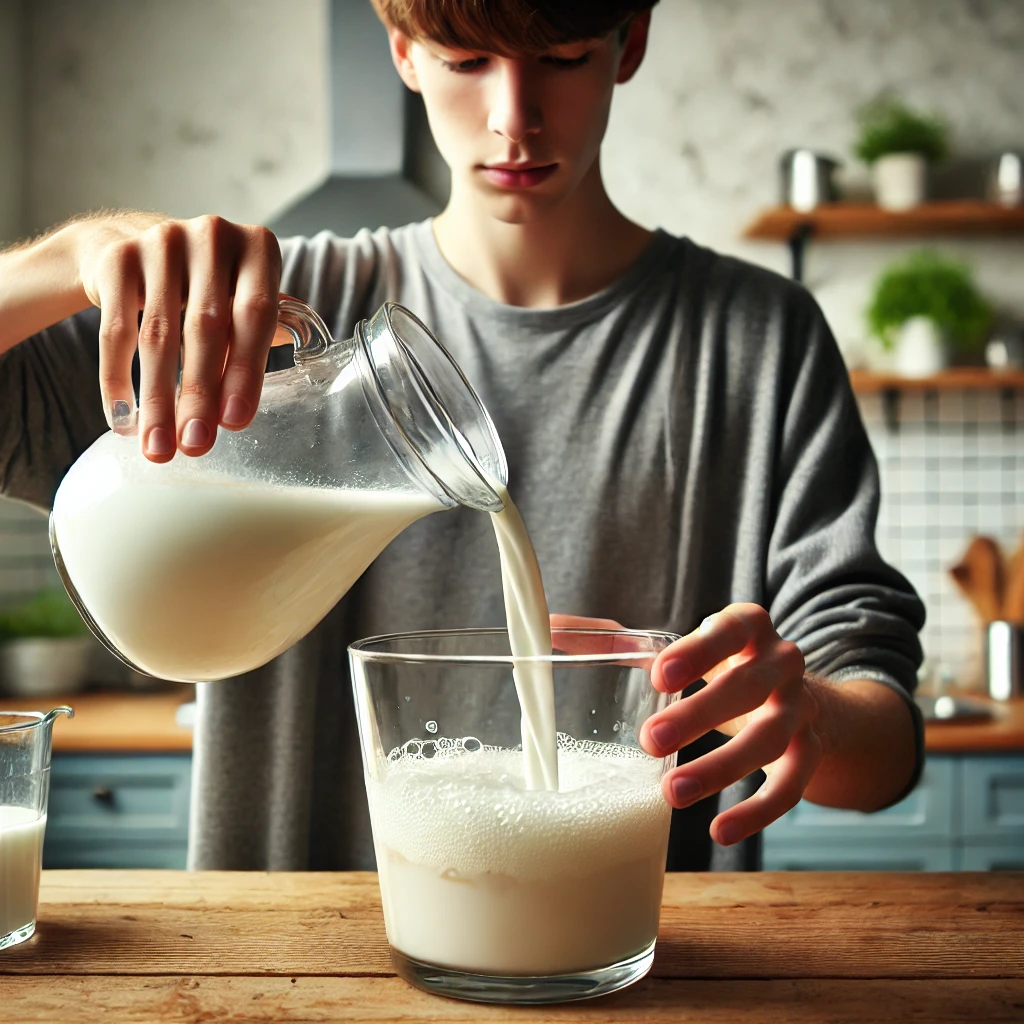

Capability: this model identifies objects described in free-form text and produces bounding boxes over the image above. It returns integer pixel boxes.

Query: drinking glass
[349,627,679,1004]
[0,706,72,950]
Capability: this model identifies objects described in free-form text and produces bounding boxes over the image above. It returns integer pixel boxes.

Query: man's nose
[486,62,542,144]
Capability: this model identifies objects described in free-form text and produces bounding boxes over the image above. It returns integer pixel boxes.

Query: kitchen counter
[0,686,194,752]
[924,695,1024,752]
[2,870,1022,1022]
[2,689,1021,755]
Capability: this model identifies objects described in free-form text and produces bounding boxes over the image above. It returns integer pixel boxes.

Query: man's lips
[479,163,557,189]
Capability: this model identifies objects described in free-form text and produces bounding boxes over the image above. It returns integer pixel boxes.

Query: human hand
[76,214,282,461]
[639,603,818,847]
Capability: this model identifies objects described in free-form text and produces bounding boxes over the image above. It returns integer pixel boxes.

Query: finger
[175,216,239,456]
[549,614,625,631]
[652,604,778,693]
[136,224,187,462]
[640,640,805,755]
[710,724,823,846]
[550,614,626,656]
[657,697,809,810]
[218,226,281,431]
[95,242,142,435]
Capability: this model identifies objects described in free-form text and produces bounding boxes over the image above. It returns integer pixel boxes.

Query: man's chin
[480,189,564,226]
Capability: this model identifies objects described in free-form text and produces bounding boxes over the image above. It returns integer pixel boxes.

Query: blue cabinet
[763,754,1024,871]
[43,753,192,869]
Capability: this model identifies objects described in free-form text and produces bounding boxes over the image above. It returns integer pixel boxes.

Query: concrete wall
[26,0,329,230]
[0,0,26,246]
[603,0,1024,360]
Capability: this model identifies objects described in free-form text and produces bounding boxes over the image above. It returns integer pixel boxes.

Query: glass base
[390,940,656,1005]
[0,921,35,951]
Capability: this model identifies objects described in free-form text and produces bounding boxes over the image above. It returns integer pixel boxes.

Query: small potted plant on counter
[0,589,94,697]
[854,97,948,211]
[867,249,991,377]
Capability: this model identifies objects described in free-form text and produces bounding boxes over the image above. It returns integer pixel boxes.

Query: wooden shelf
[849,368,1024,393]
[744,201,1024,242]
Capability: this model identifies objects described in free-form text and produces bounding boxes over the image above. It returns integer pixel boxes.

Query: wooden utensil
[949,535,1005,624]
[1003,531,1024,625]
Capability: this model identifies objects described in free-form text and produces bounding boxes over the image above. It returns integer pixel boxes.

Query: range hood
[267,0,449,238]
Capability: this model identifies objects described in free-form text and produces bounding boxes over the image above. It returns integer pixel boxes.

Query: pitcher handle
[277,296,335,365]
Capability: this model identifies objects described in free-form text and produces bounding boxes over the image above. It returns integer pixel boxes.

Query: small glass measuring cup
[0,706,73,950]
[349,627,680,1004]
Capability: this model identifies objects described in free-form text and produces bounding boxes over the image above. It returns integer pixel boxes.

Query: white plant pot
[894,316,947,377]
[873,153,928,211]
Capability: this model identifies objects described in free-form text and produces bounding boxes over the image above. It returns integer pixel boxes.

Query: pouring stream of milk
[489,483,559,792]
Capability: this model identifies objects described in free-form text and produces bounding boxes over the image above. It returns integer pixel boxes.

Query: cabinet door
[958,844,1024,871]
[44,754,191,868]
[763,844,955,872]
[764,757,955,845]
[43,840,188,869]
[961,756,1024,842]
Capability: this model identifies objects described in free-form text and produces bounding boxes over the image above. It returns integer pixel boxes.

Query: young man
[0,0,924,871]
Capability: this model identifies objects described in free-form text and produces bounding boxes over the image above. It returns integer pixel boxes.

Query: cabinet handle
[92,786,115,806]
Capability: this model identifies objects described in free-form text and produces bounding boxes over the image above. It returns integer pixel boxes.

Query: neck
[431,161,654,308]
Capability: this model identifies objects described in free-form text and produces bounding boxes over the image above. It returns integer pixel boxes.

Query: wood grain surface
[2,871,1023,1023]
[0,687,194,752]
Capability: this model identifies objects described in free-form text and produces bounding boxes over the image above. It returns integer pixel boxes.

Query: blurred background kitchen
[1,0,1022,871]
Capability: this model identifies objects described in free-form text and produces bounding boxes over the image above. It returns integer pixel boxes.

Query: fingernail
[671,776,702,806]
[182,419,211,448]
[700,615,718,634]
[221,395,249,428]
[648,721,679,753]
[717,821,740,846]
[111,400,134,430]
[146,427,175,456]
[661,658,690,691]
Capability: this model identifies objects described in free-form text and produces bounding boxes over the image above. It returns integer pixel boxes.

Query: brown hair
[370,0,658,55]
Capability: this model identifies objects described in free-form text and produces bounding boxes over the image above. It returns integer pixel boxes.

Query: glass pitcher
[49,300,507,684]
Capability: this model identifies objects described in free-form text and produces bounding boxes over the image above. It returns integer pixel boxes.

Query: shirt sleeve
[0,306,107,512]
[765,289,926,805]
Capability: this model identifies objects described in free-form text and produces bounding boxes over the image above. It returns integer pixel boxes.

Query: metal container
[986,620,1024,701]
[989,151,1023,206]
[779,150,841,212]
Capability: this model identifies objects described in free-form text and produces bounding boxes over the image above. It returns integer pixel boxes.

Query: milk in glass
[0,807,46,942]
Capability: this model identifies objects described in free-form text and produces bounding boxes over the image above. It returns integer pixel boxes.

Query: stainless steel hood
[267,0,449,238]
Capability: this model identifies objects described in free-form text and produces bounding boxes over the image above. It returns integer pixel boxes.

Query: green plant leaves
[866,250,992,351]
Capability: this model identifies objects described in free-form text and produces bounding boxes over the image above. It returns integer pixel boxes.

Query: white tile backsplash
[862,392,1024,689]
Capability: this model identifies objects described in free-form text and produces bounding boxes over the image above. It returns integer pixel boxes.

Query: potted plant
[866,250,991,377]
[0,589,94,697]
[854,97,949,211]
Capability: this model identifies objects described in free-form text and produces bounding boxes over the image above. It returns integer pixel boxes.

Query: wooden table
[2,871,1022,1022]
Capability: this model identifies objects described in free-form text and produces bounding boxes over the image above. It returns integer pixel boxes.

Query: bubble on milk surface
[367,732,669,882]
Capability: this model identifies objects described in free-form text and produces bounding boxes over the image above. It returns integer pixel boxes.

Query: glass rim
[0,711,48,736]
[348,626,681,666]
[0,706,73,736]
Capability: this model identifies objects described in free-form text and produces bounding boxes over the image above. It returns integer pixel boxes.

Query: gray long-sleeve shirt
[0,221,925,871]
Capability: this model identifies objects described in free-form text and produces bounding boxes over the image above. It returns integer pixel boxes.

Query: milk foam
[369,737,666,881]
[367,739,670,974]
[0,807,45,942]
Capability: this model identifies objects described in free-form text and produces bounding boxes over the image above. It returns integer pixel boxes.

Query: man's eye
[542,54,591,69]
[442,57,488,73]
